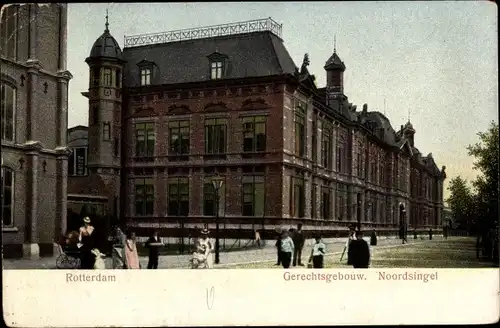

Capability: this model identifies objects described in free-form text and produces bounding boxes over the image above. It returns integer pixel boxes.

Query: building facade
[68,18,445,241]
[1,4,72,258]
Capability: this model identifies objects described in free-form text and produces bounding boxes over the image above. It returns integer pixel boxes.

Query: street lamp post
[212,175,224,264]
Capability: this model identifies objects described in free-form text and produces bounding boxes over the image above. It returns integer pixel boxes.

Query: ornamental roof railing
[123,17,283,48]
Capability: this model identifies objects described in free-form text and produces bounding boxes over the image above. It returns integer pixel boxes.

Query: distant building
[67,17,446,241]
[1,4,72,258]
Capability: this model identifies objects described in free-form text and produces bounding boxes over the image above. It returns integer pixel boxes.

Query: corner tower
[84,13,125,216]
[324,42,347,111]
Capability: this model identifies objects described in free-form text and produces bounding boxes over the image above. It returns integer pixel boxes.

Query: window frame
[336,132,346,173]
[321,123,332,169]
[210,61,224,80]
[1,5,18,60]
[140,68,152,86]
[1,166,14,227]
[68,147,88,176]
[335,183,348,221]
[169,120,190,155]
[135,122,156,158]
[167,177,190,216]
[290,175,305,218]
[320,186,331,220]
[103,122,111,141]
[134,178,154,216]
[1,83,16,142]
[102,68,112,87]
[242,175,265,217]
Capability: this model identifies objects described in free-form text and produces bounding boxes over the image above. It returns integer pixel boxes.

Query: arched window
[1,166,14,226]
[1,83,16,141]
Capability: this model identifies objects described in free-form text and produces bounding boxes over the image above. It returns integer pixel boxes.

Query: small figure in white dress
[191,228,214,269]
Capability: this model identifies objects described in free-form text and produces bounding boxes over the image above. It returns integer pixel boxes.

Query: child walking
[308,234,326,268]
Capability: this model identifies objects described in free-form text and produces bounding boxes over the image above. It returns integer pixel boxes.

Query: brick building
[1,4,72,258]
[68,17,446,242]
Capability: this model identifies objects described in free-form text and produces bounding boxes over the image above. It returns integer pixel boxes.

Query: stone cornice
[57,70,73,81]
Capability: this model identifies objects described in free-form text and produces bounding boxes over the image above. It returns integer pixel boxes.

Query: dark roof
[324,51,346,71]
[122,31,297,87]
[87,27,123,62]
[362,111,398,145]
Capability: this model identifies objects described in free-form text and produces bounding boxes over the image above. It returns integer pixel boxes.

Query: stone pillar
[26,65,39,140]
[28,4,37,60]
[55,148,70,237]
[304,172,312,220]
[58,4,68,71]
[24,147,41,259]
[56,72,72,146]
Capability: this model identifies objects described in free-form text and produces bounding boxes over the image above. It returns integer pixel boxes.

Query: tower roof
[86,12,123,62]
[404,120,415,132]
[324,51,346,71]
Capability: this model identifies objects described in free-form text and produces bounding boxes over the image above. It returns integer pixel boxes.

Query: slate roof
[324,51,346,71]
[87,29,123,61]
[68,126,88,148]
[123,31,297,87]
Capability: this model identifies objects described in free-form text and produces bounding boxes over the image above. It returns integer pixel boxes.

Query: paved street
[2,235,435,270]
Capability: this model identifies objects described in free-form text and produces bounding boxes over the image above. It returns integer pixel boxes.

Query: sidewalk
[2,235,440,270]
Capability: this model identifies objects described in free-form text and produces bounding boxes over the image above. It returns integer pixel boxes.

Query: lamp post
[212,175,224,264]
[399,202,406,244]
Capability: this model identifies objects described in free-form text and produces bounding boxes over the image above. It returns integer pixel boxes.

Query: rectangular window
[336,139,345,173]
[1,5,17,59]
[294,115,305,157]
[242,175,265,216]
[205,118,227,154]
[134,178,154,216]
[68,147,88,176]
[169,120,190,155]
[320,186,331,220]
[103,122,111,141]
[1,167,14,226]
[1,83,16,141]
[140,68,151,86]
[91,68,100,87]
[311,121,317,163]
[103,68,112,86]
[290,176,305,218]
[168,177,189,216]
[203,176,226,216]
[311,184,317,219]
[210,61,223,79]
[321,124,332,169]
[356,142,364,177]
[135,122,155,158]
[335,184,348,221]
[242,116,266,152]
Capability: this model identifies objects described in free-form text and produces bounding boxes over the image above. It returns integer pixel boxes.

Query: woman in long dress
[196,229,214,268]
[124,231,140,269]
[79,217,96,269]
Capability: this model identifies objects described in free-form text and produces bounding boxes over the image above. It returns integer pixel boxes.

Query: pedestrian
[346,228,356,265]
[349,230,371,268]
[196,228,214,268]
[370,229,377,246]
[124,231,141,269]
[78,217,96,269]
[429,229,433,240]
[292,224,305,266]
[146,230,163,269]
[275,229,282,266]
[255,230,261,248]
[308,234,326,268]
[280,230,294,269]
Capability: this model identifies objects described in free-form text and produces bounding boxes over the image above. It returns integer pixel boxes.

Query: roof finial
[105,8,109,32]
[408,108,411,122]
[334,34,337,54]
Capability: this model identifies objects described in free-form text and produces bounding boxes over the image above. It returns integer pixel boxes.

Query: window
[294,100,306,157]
[242,116,266,152]
[290,175,305,218]
[336,184,348,221]
[91,68,100,86]
[320,186,331,220]
[203,177,226,216]
[68,147,88,176]
[169,120,190,155]
[210,61,223,79]
[205,118,227,154]
[321,123,332,168]
[311,120,318,163]
[336,132,347,173]
[103,122,111,141]
[115,69,121,88]
[168,177,189,216]
[1,167,14,226]
[103,68,112,86]
[369,147,378,183]
[242,175,265,216]
[1,5,17,59]
[311,184,317,219]
[379,151,385,187]
[134,178,154,216]
[356,141,364,177]
[1,83,15,141]
[91,106,99,125]
[135,123,155,158]
[140,68,151,86]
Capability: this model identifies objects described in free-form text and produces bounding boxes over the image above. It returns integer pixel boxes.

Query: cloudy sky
[66,2,498,200]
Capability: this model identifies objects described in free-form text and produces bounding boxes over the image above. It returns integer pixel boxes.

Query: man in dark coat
[349,231,371,268]
[145,230,162,269]
[275,229,282,265]
[370,229,377,246]
[292,224,305,266]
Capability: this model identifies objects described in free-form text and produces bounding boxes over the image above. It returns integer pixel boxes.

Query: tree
[446,176,475,232]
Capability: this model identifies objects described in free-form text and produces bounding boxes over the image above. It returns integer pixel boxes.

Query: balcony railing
[124,17,283,48]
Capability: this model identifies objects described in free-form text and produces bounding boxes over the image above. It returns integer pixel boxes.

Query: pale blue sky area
[67,2,498,200]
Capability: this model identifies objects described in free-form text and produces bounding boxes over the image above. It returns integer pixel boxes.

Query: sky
[66,2,498,201]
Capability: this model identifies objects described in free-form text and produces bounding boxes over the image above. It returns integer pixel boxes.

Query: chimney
[362,104,368,113]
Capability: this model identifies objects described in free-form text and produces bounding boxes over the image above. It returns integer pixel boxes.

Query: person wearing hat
[195,228,214,268]
[349,230,371,269]
[79,217,96,269]
[145,230,163,269]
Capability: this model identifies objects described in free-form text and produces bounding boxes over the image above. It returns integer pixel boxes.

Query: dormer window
[211,61,223,79]
[140,68,151,86]
[207,52,228,80]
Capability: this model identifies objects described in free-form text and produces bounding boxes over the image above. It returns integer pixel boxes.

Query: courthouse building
[1,4,72,258]
[67,17,446,241]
